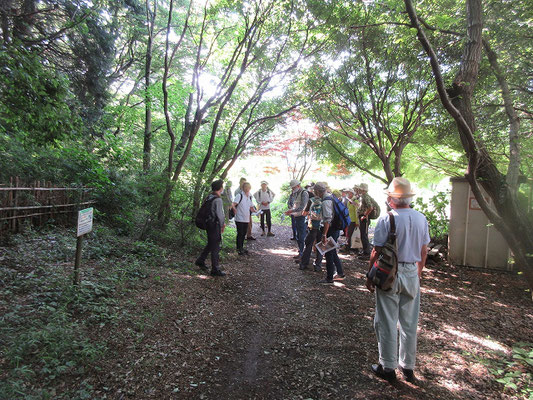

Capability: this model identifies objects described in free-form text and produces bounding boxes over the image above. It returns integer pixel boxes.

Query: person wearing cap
[343,188,359,252]
[299,185,323,272]
[356,183,376,257]
[232,182,257,255]
[234,177,256,240]
[366,177,429,383]
[284,179,309,261]
[254,181,275,236]
[313,182,345,283]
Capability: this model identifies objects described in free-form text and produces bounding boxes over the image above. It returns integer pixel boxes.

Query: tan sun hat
[289,179,300,188]
[384,177,416,198]
[356,183,368,192]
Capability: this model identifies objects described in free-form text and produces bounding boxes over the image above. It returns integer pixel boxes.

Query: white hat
[261,181,268,185]
[384,177,416,198]
[289,179,300,188]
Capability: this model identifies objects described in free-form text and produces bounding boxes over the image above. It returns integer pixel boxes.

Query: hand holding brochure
[315,236,339,255]
[251,210,263,217]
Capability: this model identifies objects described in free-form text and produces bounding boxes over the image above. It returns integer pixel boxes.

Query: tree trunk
[405,0,533,293]
[143,0,155,172]
[13,0,36,40]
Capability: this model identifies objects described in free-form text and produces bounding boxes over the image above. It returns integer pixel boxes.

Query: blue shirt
[372,208,430,263]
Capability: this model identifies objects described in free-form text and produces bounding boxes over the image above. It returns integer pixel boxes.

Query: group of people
[284,180,379,283]
[195,177,277,275]
[195,175,430,383]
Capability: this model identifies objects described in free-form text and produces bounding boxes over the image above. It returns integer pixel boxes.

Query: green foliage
[0,225,162,399]
[0,46,82,145]
[414,191,450,243]
[488,342,533,398]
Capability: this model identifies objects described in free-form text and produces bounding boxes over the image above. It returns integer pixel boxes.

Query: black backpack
[195,195,217,230]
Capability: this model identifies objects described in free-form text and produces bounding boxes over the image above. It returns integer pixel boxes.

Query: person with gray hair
[366,177,430,383]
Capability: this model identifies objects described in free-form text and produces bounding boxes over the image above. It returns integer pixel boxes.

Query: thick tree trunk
[405,0,533,293]
[143,0,155,172]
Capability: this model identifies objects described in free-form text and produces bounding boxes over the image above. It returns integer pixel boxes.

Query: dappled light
[443,326,508,353]
[1,0,531,398]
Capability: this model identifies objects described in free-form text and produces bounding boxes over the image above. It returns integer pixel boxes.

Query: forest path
[91,223,532,400]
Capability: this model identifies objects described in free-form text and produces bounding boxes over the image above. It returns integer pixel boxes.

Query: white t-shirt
[372,208,430,263]
[254,189,275,210]
[234,193,254,223]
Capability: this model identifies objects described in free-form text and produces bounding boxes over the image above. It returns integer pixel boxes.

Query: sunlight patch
[264,248,297,256]
[444,326,508,353]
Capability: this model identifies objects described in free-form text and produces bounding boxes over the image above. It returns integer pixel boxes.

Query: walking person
[366,177,429,382]
[232,182,256,255]
[313,182,344,283]
[284,179,309,262]
[195,180,226,276]
[254,181,275,236]
[356,183,376,257]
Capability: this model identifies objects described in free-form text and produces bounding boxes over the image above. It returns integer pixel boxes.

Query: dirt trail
[91,223,532,400]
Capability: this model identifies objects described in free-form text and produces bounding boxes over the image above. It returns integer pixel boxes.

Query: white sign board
[77,207,93,237]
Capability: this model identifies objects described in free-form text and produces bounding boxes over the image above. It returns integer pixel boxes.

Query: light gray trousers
[374,262,420,370]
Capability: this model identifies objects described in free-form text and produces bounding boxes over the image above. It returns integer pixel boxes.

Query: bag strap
[388,211,396,242]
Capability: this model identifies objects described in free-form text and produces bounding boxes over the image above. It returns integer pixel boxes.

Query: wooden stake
[74,235,84,285]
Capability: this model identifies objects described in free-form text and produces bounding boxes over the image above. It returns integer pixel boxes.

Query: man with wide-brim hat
[356,182,377,257]
[285,179,309,261]
[384,177,416,198]
[366,177,429,383]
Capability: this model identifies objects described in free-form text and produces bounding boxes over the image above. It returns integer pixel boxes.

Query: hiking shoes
[267,232,275,237]
[246,236,256,241]
[399,366,415,383]
[195,260,208,272]
[210,269,226,277]
[371,364,396,382]
[318,279,334,284]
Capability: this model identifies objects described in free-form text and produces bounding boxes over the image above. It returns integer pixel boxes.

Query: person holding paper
[313,182,344,284]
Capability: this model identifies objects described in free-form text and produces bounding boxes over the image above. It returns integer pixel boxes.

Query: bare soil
[89,224,532,399]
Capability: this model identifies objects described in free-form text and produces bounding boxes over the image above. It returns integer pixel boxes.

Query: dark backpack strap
[387,211,396,242]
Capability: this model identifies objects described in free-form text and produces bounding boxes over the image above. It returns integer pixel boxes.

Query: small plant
[414,191,450,243]
[488,342,533,398]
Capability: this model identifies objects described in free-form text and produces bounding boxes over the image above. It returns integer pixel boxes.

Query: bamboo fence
[0,177,95,235]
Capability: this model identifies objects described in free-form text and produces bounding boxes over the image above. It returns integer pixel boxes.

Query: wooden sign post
[74,207,93,285]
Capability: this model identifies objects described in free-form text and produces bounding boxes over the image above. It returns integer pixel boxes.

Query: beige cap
[356,183,368,192]
[384,177,416,198]
[289,179,300,188]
